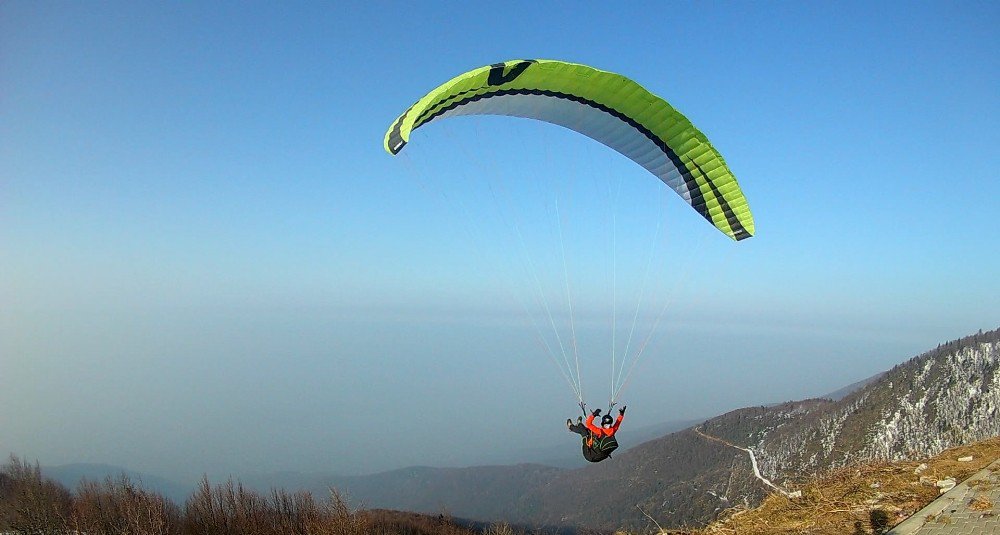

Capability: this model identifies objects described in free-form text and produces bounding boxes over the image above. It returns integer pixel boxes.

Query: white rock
[958,456,974,462]
[936,478,957,493]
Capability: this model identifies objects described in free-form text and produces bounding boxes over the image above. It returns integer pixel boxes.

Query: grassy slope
[681,436,1000,535]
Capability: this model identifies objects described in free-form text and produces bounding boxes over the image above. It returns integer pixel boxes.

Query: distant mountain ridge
[818,372,885,401]
[42,463,191,505]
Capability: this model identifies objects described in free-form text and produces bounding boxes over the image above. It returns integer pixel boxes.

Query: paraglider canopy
[384,59,754,242]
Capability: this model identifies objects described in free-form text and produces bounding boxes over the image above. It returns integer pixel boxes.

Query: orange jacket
[585,413,623,438]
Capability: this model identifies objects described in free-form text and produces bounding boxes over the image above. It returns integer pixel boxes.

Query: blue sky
[2,1,998,482]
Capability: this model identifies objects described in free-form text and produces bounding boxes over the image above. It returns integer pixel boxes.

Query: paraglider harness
[573,402,620,463]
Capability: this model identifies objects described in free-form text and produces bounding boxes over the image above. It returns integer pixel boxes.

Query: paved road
[888,459,1000,534]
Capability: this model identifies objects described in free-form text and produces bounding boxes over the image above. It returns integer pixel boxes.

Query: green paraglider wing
[384,59,754,241]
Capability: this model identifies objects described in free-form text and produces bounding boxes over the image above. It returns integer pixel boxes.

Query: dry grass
[968,496,993,511]
[695,437,1000,535]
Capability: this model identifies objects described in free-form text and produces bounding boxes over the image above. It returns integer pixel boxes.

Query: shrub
[71,474,182,535]
[0,454,72,534]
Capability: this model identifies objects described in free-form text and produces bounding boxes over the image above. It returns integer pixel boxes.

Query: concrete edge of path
[886,459,1000,535]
